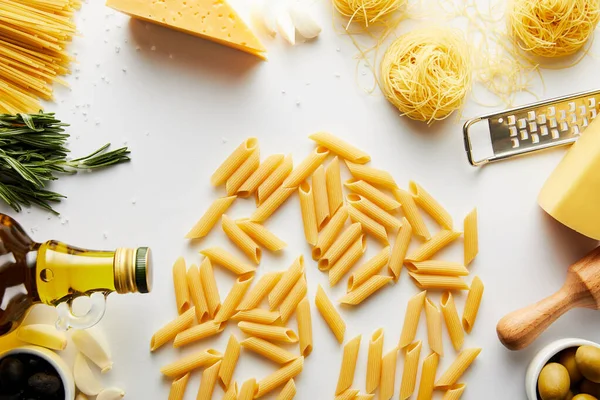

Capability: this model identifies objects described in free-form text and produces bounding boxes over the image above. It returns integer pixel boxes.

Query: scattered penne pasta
[355,394,376,400]
[318,223,362,270]
[296,297,313,357]
[214,273,254,323]
[400,341,422,400]
[393,188,431,240]
[256,357,304,398]
[441,292,465,352]
[251,186,296,223]
[347,194,402,232]
[389,218,412,281]
[345,161,397,189]
[326,157,344,216]
[238,154,285,198]
[315,285,346,344]
[425,298,443,356]
[462,276,484,333]
[168,373,190,400]
[173,320,226,348]
[238,378,257,400]
[409,181,453,229]
[269,256,305,310]
[298,182,319,246]
[257,154,294,206]
[280,276,308,324]
[223,382,238,400]
[236,219,287,252]
[344,179,400,211]
[336,389,359,400]
[308,132,371,164]
[218,335,241,390]
[199,257,221,318]
[150,307,196,351]
[200,247,256,275]
[348,246,390,292]
[398,291,426,349]
[312,164,330,230]
[409,273,469,291]
[435,348,482,389]
[211,138,258,186]
[407,230,462,262]
[313,206,349,260]
[442,383,467,400]
[417,352,439,400]
[336,335,361,395]
[366,329,384,394]
[186,196,237,239]
[237,271,284,311]
[221,215,262,264]
[238,322,299,343]
[464,208,478,266]
[406,260,469,276]
[241,337,298,364]
[160,349,223,378]
[339,275,393,306]
[196,360,221,400]
[231,309,281,325]
[283,146,330,188]
[329,235,367,286]
[348,205,389,244]
[186,265,209,322]
[172,257,190,315]
[226,148,260,196]
[276,379,297,400]
[379,348,398,400]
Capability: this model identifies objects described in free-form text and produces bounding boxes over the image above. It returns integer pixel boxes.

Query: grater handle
[463,117,487,167]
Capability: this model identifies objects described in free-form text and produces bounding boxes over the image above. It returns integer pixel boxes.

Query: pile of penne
[152,132,483,399]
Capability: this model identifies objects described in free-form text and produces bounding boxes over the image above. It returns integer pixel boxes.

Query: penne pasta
[186,196,237,239]
[441,292,464,352]
[409,181,453,229]
[406,260,469,276]
[393,188,431,240]
[366,328,384,394]
[417,352,439,400]
[336,389,359,400]
[283,146,330,188]
[400,341,422,400]
[218,335,241,390]
[280,276,308,324]
[173,320,226,348]
[318,223,362,270]
[389,218,412,281]
[409,273,469,291]
[223,381,238,400]
[348,206,389,244]
[348,246,390,292]
[211,137,258,186]
[256,357,304,398]
[160,349,223,378]
[238,322,299,343]
[236,219,287,252]
[339,275,393,306]
[407,230,462,262]
[257,154,294,205]
[425,297,444,356]
[231,309,281,325]
[355,394,375,400]
[199,257,221,318]
[315,285,346,344]
[226,148,260,196]
[276,379,297,400]
[168,372,190,400]
[269,256,305,310]
[345,161,397,189]
[347,194,401,232]
[222,215,261,264]
[329,235,367,286]
[398,291,426,349]
[326,157,344,216]
[313,206,349,260]
[241,337,298,364]
[435,349,481,389]
[172,257,190,315]
[312,164,330,230]
[336,335,362,395]
[344,179,400,211]
[238,271,284,311]
[238,154,285,198]
[296,297,313,357]
[299,182,319,246]
[238,378,257,400]
[196,360,221,400]
[442,384,467,400]
[380,348,398,400]
[308,132,371,164]
[186,265,209,322]
[462,276,484,333]
[464,208,478,266]
[251,186,296,223]
[200,247,256,276]
[150,307,196,351]
[214,273,255,323]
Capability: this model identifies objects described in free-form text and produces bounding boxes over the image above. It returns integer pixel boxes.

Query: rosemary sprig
[0,112,131,213]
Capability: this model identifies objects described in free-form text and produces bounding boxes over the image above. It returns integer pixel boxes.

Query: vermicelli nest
[508,0,600,58]
[332,0,407,26]
[380,28,472,123]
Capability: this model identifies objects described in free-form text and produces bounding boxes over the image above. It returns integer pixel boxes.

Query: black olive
[0,390,24,399]
[27,373,60,395]
[0,357,25,391]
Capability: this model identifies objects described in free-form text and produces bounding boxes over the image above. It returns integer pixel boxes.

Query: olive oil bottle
[0,213,152,337]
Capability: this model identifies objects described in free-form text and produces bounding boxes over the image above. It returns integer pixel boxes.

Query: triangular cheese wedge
[107,0,266,59]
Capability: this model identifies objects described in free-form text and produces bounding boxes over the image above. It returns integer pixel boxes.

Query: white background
[10,0,600,399]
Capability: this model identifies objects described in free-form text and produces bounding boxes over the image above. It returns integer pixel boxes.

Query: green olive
[577,346,600,383]
[572,395,598,400]
[538,363,571,400]
[580,380,600,397]
[561,348,584,384]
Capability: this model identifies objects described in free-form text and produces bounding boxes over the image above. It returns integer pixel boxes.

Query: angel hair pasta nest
[380,28,472,123]
[332,0,407,26]
[508,0,600,58]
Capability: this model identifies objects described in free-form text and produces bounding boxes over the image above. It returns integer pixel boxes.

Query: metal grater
[463,89,600,166]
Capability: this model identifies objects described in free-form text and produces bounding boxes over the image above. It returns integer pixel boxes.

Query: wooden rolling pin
[497,246,600,351]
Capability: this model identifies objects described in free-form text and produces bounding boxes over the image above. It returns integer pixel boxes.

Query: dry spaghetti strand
[332,0,407,28]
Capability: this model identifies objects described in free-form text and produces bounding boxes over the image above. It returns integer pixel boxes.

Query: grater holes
[569,102,576,112]
[591,109,597,119]
[529,122,538,132]
[508,115,516,125]
[528,111,536,121]
[580,106,587,116]
[509,126,518,137]
[541,125,549,136]
[532,133,540,144]
[548,106,556,116]
[583,117,589,127]
[560,121,569,132]
[518,118,527,129]
[520,130,529,140]
[590,98,596,108]
[549,117,558,128]
[511,138,520,148]
[573,125,581,135]
[537,114,547,124]
[559,110,567,121]
[570,114,577,124]
[551,129,560,139]
[498,117,504,124]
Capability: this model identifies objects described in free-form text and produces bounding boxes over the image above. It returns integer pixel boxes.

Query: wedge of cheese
[107,0,267,59]
[539,116,600,240]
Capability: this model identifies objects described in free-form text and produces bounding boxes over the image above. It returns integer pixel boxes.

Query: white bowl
[0,345,75,400]
[526,338,600,400]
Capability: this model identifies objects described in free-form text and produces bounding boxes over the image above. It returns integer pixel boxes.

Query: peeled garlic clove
[72,328,113,373]
[74,353,103,396]
[277,10,296,45]
[76,394,89,400]
[97,387,125,400]
[290,5,321,39]
[17,324,67,351]
[252,0,277,37]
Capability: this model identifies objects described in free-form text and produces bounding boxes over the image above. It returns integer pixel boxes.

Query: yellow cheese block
[106,0,267,59]
[539,116,600,240]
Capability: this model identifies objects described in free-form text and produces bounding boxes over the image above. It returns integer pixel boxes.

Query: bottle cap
[135,247,152,294]
[114,247,152,294]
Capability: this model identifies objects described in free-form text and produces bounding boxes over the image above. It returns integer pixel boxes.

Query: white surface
[9,0,600,399]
